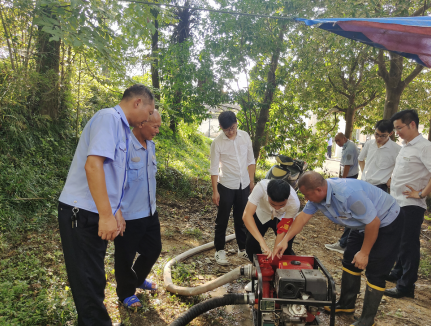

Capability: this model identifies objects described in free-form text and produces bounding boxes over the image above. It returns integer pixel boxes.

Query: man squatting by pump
[273,171,403,326]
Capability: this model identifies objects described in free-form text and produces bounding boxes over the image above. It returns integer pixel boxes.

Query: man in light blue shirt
[58,85,155,326]
[335,133,359,178]
[114,110,161,309]
[273,172,403,326]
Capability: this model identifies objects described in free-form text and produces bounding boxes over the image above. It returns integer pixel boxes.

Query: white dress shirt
[341,140,359,177]
[359,138,401,185]
[391,134,431,209]
[210,129,256,190]
[248,179,300,225]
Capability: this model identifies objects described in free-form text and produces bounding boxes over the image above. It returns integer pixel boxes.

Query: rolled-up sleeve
[246,134,255,166]
[342,145,355,166]
[87,114,118,160]
[358,141,369,161]
[302,201,319,215]
[210,140,220,176]
[420,145,431,173]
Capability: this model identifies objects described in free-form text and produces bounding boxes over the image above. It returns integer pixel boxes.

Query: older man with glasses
[384,109,431,299]
[358,119,401,193]
[210,111,256,265]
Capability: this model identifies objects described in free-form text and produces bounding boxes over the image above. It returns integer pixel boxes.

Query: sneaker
[215,250,229,265]
[238,249,249,260]
[245,281,252,292]
[324,241,345,254]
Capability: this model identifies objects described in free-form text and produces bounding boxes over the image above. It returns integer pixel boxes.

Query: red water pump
[251,254,336,326]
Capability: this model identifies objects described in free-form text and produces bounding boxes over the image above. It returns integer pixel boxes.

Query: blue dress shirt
[120,133,157,220]
[303,178,399,231]
[341,140,359,177]
[59,105,131,214]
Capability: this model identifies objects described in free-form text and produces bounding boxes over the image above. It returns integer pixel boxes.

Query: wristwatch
[418,191,424,199]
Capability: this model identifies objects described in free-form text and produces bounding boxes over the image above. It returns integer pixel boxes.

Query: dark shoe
[350,284,384,326]
[324,269,361,314]
[384,273,399,283]
[383,287,414,298]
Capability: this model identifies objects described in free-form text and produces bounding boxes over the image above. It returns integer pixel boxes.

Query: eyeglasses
[374,132,389,139]
[222,124,237,133]
[394,124,408,132]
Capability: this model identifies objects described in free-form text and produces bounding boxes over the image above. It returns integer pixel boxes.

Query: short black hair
[390,109,419,129]
[374,119,393,133]
[122,84,154,102]
[218,111,237,129]
[267,179,291,202]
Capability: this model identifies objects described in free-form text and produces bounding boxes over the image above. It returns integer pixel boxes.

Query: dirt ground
[105,192,431,326]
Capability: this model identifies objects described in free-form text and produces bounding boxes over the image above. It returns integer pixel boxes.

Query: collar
[342,140,350,150]
[131,132,146,150]
[114,105,130,128]
[403,134,423,146]
[377,138,391,149]
[222,129,242,140]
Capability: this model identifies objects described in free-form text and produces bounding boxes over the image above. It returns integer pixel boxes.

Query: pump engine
[251,255,336,326]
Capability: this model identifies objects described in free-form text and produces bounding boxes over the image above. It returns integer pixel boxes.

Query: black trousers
[342,211,403,288]
[327,145,332,158]
[58,202,111,326]
[214,183,249,251]
[246,214,295,263]
[375,183,388,193]
[114,212,162,302]
[389,205,425,292]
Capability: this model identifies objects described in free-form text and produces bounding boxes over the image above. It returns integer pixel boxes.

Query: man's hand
[273,240,288,259]
[98,214,118,240]
[212,190,220,206]
[115,209,126,236]
[259,240,272,259]
[403,185,421,199]
[249,181,255,193]
[352,250,369,270]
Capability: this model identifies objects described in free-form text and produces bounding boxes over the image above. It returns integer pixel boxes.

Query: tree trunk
[344,107,355,139]
[428,118,431,141]
[33,12,61,119]
[381,53,404,120]
[150,8,160,107]
[252,26,286,160]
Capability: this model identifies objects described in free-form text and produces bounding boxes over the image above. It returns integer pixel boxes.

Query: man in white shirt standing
[358,119,401,193]
[210,111,256,265]
[384,109,431,299]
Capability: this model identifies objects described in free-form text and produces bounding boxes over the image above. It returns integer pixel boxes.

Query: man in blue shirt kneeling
[273,171,403,326]
[114,110,162,309]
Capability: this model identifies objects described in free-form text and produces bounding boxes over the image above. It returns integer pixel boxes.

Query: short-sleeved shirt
[358,139,401,185]
[59,105,131,214]
[210,129,255,190]
[303,178,399,231]
[340,140,359,177]
[120,133,157,220]
[327,137,333,146]
[248,179,300,225]
[391,134,431,209]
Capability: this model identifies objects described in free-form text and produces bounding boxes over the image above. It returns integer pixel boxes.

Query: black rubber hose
[169,293,250,326]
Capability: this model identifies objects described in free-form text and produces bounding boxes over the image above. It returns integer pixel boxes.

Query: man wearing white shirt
[210,111,256,265]
[384,109,431,299]
[359,120,401,192]
[243,179,300,260]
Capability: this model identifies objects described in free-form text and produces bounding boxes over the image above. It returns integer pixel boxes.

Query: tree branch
[377,50,389,83]
[328,75,350,99]
[402,64,424,87]
[354,91,378,111]
[0,4,15,70]
[412,1,431,16]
